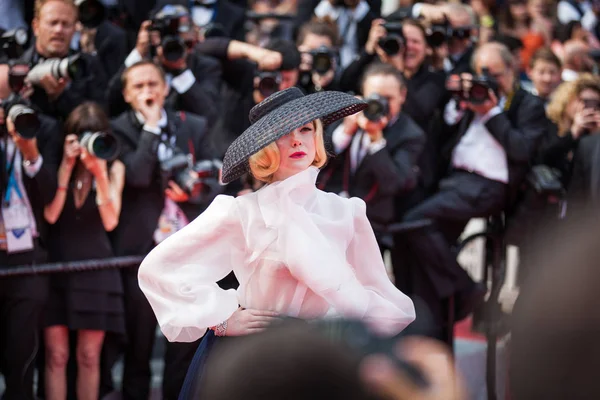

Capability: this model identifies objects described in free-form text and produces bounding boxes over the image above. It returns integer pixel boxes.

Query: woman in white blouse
[138,88,416,397]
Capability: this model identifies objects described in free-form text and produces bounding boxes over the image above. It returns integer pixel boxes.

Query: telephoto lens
[7,105,40,139]
[27,54,83,85]
[79,131,120,161]
[257,71,282,98]
[310,47,333,75]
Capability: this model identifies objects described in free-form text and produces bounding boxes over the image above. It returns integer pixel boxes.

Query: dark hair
[529,47,562,69]
[265,38,302,71]
[197,320,377,400]
[296,17,340,48]
[64,102,110,137]
[361,62,406,93]
[120,60,166,88]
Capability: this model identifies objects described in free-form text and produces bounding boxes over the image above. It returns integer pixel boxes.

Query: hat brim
[221,91,367,184]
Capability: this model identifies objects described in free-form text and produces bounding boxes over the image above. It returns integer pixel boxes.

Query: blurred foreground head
[510,206,600,399]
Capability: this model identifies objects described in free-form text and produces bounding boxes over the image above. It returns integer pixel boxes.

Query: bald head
[0,64,10,100]
[563,39,591,71]
[443,3,475,27]
[473,42,516,95]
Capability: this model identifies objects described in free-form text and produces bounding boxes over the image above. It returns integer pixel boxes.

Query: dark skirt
[178,330,221,400]
[45,269,126,334]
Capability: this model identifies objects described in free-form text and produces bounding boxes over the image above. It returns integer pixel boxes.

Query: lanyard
[2,143,20,207]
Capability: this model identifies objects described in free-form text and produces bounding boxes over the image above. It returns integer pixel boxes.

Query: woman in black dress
[42,102,126,400]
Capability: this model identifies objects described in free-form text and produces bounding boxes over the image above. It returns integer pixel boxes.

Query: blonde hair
[34,0,78,20]
[547,74,600,136]
[249,119,327,183]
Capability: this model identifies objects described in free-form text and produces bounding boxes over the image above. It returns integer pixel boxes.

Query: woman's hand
[63,134,81,170]
[224,308,280,336]
[80,148,108,179]
[572,103,599,139]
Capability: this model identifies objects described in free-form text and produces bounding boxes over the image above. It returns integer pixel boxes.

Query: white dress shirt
[331,124,387,173]
[138,166,415,342]
[445,99,509,184]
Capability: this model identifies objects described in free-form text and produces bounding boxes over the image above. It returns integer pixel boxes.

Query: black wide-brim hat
[221,87,367,184]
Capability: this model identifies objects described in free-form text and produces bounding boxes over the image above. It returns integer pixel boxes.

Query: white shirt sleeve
[558,1,585,24]
[138,195,244,342]
[124,48,143,68]
[23,155,43,178]
[331,123,354,154]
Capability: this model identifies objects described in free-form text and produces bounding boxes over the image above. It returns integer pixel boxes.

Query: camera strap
[2,142,18,208]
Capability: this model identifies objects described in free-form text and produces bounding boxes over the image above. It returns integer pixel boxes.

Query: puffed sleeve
[138,195,244,342]
[346,198,416,336]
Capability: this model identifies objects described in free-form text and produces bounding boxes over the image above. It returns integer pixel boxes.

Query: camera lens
[312,53,332,75]
[428,31,446,48]
[162,37,187,62]
[469,83,489,104]
[378,36,402,56]
[364,98,387,121]
[8,105,39,140]
[258,76,279,97]
[80,132,120,160]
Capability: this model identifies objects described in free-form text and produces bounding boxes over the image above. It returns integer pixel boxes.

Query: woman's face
[272,122,316,182]
[509,0,529,22]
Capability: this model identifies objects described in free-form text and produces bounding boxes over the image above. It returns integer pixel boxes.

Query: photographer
[197,37,299,157]
[401,43,547,338]
[19,0,107,121]
[319,64,424,232]
[0,63,62,399]
[296,18,340,93]
[42,102,125,400]
[108,60,216,400]
[542,74,600,189]
[340,18,445,195]
[106,4,222,129]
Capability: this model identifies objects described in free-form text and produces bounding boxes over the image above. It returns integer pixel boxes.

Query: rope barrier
[0,255,145,278]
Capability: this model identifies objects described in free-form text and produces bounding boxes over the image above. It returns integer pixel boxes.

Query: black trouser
[0,281,46,400]
[121,267,158,400]
[162,340,202,400]
[402,171,507,298]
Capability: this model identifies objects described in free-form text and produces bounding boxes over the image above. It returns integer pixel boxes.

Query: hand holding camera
[166,180,189,203]
[572,101,600,138]
[80,146,108,179]
[62,134,81,171]
[446,71,499,115]
[4,112,40,163]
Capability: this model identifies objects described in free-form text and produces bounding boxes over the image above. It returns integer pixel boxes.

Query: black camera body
[149,13,187,62]
[75,0,106,29]
[378,22,405,56]
[1,64,39,139]
[256,71,282,98]
[309,46,335,75]
[448,68,499,105]
[426,17,451,48]
[161,152,223,205]
[0,28,28,61]
[363,94,390,122]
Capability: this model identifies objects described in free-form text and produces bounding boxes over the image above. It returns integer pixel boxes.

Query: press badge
[2,201,34,253]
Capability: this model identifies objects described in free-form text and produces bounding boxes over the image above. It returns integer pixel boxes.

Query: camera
[426,17,450,48]
[149,9,188,63]
[256,71,282,98]
[27,54,84,85]
[447,68,499,105]
[0,28,28,61]
[1,64,40,140]
[75,0,106,29]
[378,22,405,56]
[582,98,600,111]
[161,153,223,204]
[309,46,335,75]
[80,131,120,160]
[363,94,389,121]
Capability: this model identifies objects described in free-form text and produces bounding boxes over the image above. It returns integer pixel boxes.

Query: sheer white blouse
[138,166,415,342]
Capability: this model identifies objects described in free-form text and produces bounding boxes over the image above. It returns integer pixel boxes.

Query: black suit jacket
[109,110,214,256]
[95,20,129,81]
[0,115,62,299]
[319,112,425,226]
[442,88,548,207]
[19,47,108,121]
[569,134,600,207]
[106,51,222,129]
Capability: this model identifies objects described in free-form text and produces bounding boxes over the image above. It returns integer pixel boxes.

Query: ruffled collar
[256,166,319,205]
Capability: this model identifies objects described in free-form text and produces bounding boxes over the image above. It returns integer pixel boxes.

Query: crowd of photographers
[1,0,600,399]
